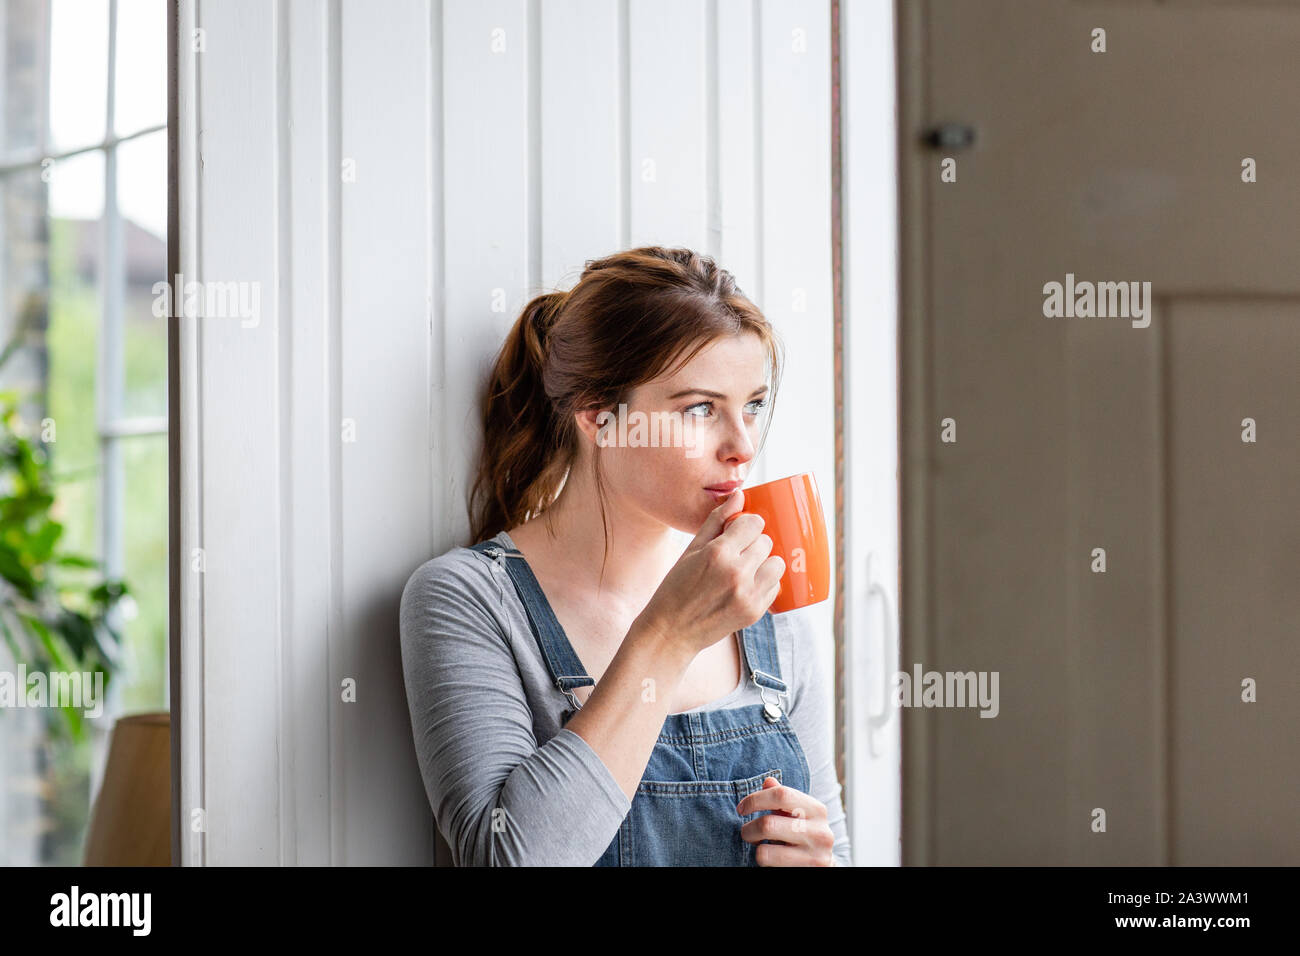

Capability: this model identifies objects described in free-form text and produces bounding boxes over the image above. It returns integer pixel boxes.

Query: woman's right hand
[636,490,786,656]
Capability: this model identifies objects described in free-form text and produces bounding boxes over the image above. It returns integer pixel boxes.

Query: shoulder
[402,544,493,600]
[771,605,818,640]
[769,606,825,707]
[399,544,504,640]
[770,605,818,666]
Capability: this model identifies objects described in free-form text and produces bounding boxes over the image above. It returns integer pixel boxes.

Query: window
[0,0,166,864]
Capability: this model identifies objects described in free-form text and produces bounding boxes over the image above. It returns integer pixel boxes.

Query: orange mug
[723,472,830,613]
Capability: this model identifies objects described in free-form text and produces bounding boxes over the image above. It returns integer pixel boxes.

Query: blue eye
[683,399,768,418]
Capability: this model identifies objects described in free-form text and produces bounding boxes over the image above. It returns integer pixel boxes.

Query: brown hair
[467,246,784,571]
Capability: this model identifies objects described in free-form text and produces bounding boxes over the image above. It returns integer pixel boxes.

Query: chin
[642,486,713,535]
[673,502,715,534]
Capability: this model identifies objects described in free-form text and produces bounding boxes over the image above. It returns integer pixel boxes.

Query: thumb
[691,489,745,547]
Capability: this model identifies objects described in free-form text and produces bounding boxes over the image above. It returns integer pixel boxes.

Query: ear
[574,405,614,447]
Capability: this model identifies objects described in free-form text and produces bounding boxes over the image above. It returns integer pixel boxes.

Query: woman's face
[578,331,771,535]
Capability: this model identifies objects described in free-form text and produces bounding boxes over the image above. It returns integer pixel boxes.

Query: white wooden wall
[174,0,850,864]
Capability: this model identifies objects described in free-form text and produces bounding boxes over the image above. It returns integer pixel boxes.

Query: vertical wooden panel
[441,0,530,548]
[1168,299,1300,864]
[716,0,759,325]
[283,0,334,864]
[840,0,901,867]
[337,0,436,864]
[754,0,836,694]
[539,0,621,287]
[193,0,280,863]
[627,0,707,249]
[919,0,1073,863]
[174,0,200,867]
[1064,306,1164,864]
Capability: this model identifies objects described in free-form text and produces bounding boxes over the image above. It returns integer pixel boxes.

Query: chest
[547,601,743,714]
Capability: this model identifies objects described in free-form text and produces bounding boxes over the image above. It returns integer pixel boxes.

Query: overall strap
[739,611,787,693]
[468,540,595,702]
[739,611,789,722]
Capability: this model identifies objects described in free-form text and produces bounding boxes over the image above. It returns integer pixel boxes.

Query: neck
[511,458,683,604]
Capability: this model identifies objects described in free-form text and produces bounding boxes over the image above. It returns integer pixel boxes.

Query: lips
[704,480,744,493]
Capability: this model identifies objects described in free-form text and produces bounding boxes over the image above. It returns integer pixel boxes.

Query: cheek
[639,448,691,483]
[623,446,707,494]
[601,446,683,488]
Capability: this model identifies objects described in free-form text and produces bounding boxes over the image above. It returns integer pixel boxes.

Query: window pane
[113,0,166,137]
[0,166,48,415]
[117,130,164,240]
[44,151,107,869]
[48,0,108,153]
[2,0,49,158]
[46,149,103,711]
[117,130,166,418]
[0,178,55,839]
[0,702,47,864]
[2,149,110,868]
[47,150,102,491]
[119,432,166,712]
[47,146,104,219]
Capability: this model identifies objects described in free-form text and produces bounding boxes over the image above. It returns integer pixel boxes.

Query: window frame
[0,0,167,619]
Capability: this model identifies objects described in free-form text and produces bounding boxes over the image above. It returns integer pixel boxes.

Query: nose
[717,410,756,465]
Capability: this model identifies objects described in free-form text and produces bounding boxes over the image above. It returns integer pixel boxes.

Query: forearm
[444,727,630,866]
[562,613,698,802]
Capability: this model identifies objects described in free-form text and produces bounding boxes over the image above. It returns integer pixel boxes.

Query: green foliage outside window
[0,320,131,744]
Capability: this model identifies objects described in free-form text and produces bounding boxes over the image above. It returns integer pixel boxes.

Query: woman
[400,246,851,866]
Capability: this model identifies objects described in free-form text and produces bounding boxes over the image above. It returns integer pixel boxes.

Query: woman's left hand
[737,776,837,866]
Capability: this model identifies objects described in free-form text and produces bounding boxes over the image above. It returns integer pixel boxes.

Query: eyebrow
[666,385,770,400]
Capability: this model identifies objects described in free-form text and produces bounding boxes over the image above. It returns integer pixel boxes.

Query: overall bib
[471,539,812,867]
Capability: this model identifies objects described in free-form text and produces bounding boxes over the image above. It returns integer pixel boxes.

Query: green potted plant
[0,322,131,744]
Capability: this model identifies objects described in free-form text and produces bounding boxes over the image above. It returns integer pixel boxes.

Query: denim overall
[470,538,812,866]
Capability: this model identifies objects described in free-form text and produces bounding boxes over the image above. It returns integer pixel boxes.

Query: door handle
[862,550,899,759]
[921,122,976,151]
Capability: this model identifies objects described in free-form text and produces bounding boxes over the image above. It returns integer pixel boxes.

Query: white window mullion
[90,0,126,808]
[101,0,123,582]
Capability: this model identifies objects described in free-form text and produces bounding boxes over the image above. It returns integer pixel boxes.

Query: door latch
[922,122,976,151]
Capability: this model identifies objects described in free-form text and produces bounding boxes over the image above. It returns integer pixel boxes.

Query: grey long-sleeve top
[399,530,853,867]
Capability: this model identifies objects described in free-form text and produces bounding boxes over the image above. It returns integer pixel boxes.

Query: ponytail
[468,291,570,544]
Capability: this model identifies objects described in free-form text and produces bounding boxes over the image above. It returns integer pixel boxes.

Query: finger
[738,531,774,571]
[691,489,745,548]
[735,780,818,817]
[739,814,820,849]
[720,485,751,529]
[755,553,786,593]
[754,842,824,867]
[719,512,765,552]
[743,546,781,603]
